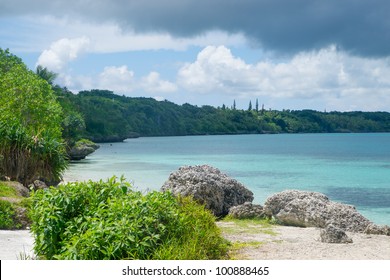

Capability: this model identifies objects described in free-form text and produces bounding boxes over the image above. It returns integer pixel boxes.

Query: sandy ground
[219,222,390,260]
[0,230,34,260]
[1,224,390,260]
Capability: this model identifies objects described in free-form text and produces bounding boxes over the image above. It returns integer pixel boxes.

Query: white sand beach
[2,225,390,260]
[219,222,390,260]
[0,230,34,260]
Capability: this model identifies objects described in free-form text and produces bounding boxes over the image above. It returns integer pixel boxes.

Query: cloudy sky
[1,0,390,111]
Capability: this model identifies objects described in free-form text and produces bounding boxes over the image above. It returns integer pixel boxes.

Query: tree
[36,65,58,85]
[0,49,67,185]
[255,98,259,113]
[248,100,252,111]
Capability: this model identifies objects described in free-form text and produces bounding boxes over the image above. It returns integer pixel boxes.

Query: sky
[1,0,390,111]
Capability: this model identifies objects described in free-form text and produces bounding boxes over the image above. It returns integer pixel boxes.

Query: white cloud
[97,65,135,93]
[177,45,390,111]
[60,67,177,97]
[178,46,257,93]
[37,36,90,71]
[140,72,177,93]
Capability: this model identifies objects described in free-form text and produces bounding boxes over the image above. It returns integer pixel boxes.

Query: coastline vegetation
[60,89,390,142]
[0,48,67,186]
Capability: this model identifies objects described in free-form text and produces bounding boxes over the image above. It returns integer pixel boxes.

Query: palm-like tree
[36,65,58,85]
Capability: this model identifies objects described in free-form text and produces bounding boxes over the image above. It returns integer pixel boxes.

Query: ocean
[64,133,390,225]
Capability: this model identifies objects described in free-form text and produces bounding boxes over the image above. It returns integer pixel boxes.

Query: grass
[0,182,19,197]
[218,216,279,259]
[17,248,37,260]
[219,216,278,236]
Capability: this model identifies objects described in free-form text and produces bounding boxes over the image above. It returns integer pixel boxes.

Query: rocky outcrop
[264,190,372,233]
[228,202,268,219]
[320,224,353,243]
[364,224,390,236]
[161,165,253,217]
[68,139,100,160]
[1,181,29,197]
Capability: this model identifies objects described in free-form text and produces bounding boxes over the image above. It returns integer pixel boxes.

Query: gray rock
[364,224,390,236]
[228,202,268,219]
[264,190,372,233]
[28,180,49,191]
[68,140,100,160]
[1,181,29,197]
[320,224,353,244]
[161,165,254,216]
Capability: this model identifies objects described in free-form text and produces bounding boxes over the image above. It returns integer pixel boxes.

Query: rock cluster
[264,190,372,233]
[161,165,253,216]
[161,165,389,240]
[228,202,268,219]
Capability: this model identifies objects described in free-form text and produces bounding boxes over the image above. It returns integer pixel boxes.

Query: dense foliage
[0,49,67,185]
[0,200,17,229]
[30,177,228,260]
[56,89,390,142]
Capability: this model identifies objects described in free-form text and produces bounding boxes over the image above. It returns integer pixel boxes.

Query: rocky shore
[162,165,390,241]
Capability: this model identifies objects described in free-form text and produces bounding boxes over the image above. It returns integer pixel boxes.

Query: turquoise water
[64,133,390,225]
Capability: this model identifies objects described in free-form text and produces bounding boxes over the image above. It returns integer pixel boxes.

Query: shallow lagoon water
[64,133,390,225]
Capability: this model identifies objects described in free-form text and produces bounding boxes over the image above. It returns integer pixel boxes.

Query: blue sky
[1,0,390,111]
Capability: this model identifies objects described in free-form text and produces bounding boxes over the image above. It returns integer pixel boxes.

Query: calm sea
[64,133,390,225]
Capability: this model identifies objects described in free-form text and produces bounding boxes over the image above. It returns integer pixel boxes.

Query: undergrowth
[30,176,229,260]
[0,182,30,229]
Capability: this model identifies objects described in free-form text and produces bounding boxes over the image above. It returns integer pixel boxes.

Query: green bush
[30,177,228,260]
[0,200,17,229]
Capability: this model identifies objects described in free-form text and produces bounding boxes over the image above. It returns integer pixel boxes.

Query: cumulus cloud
[37,37,90,71]
[140,72,177,93]
[97,65,135,93]
[3,0,390,57]
[178,45,390,110]
[60,66,177,97]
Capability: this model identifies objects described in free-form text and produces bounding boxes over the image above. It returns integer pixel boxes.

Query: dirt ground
[218,221,390,260]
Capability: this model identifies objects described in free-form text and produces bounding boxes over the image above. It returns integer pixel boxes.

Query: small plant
[30,176,228,260]
[17,248,37,260]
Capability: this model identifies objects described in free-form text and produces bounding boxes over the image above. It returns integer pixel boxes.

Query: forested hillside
[55,89,390,142]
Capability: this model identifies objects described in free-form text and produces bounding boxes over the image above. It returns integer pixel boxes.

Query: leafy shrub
[30,177,228,260]
[0,200,17,229]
